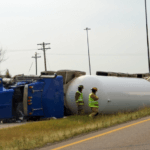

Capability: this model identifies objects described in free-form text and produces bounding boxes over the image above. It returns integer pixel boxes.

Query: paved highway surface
[38,116,150,150]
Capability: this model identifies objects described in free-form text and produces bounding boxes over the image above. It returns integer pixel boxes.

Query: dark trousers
[77,105,84,115]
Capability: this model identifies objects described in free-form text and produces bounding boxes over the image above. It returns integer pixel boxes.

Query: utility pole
[84,27,91,75]
[145,0,150,72]
[32,52,41,75]
[37,42,50,72]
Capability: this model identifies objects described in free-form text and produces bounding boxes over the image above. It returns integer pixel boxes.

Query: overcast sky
[0,0,150,76]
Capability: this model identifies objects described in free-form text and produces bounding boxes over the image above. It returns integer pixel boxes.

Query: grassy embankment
[1,107,150,150]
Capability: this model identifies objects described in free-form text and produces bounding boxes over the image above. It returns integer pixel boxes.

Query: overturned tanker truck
[0,70,85,122]
[1,70,150,122]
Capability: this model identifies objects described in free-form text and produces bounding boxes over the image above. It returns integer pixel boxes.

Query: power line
[40,53,146,56]
[2,50,147,56]
[47,59,51,70]
[6,49,37,52]
[28,61,33,74]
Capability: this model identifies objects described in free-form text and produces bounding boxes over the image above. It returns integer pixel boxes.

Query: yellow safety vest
[76,91,84,105]
[88,93,99,108]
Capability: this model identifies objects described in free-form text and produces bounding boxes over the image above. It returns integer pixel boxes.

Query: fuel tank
[66,75,150,114]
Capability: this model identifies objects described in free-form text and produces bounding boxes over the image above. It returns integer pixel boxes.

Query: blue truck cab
[0,74,64,122]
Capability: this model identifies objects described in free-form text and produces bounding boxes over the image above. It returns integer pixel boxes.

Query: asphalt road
[38,116,150,150]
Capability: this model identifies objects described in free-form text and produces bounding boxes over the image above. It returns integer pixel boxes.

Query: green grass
[1,107,150,150]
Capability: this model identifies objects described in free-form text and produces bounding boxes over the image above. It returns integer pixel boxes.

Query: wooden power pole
[32,52,41,75]
[37,42,50,72]
[84,27,91,75]
[145,0,150,72]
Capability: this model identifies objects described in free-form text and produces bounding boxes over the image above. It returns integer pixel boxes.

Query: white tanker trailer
[65,75,150,114]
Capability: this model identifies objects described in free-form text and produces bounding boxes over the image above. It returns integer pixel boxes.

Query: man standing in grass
[89,87,99,118]
[75,85,84,115]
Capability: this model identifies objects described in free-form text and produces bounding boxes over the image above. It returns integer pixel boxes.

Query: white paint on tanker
[66,75,150,114]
